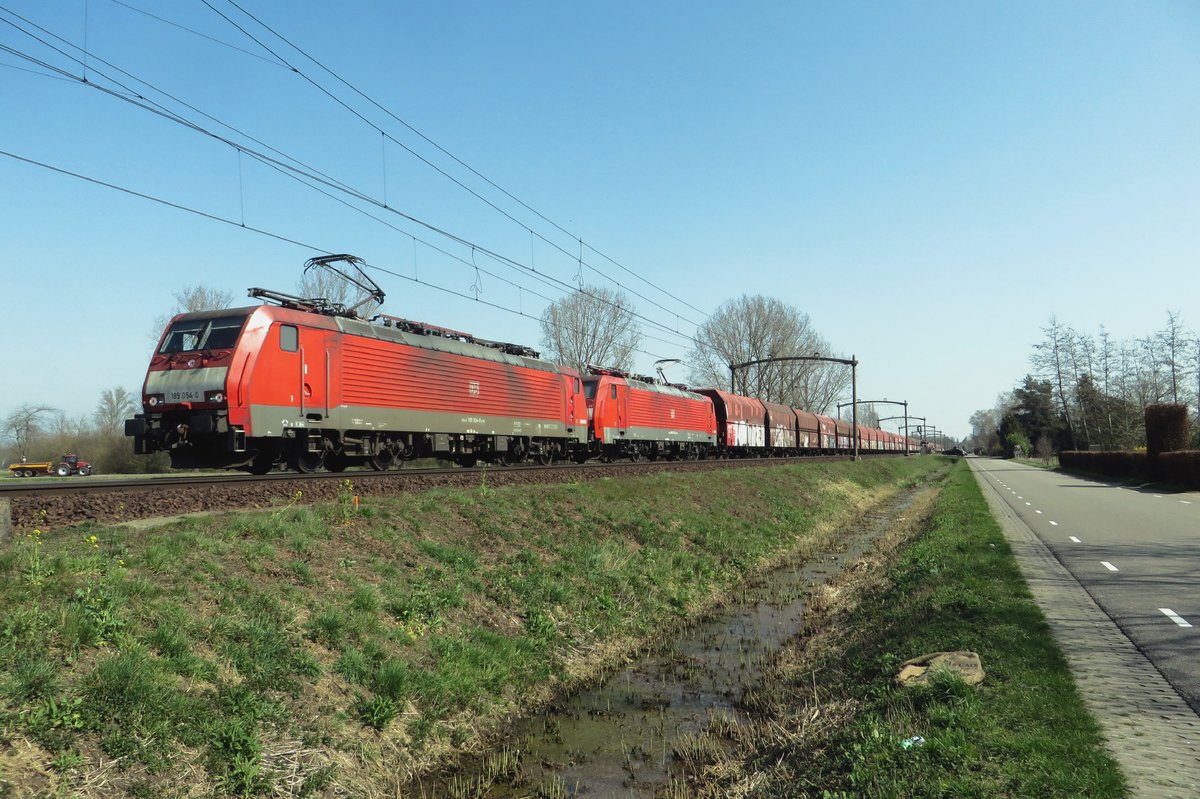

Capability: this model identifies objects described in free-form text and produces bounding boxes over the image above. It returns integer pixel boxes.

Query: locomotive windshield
[159,315,248,354]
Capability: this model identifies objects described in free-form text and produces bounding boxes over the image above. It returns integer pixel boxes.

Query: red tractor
[7,453,93,478]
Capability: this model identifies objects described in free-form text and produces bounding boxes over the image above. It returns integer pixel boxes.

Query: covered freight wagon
[815,414,837,452]
[762,400,798,452]
[794,409,821,451]
[695,389,767,456]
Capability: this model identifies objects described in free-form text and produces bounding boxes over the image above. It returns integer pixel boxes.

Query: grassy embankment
[1014,456,1059,470]
[0,457,941,798]
[673,460,1126,798]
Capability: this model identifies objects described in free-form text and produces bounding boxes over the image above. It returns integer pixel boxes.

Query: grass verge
[0,457,942,797]
[676,460,1126,798]
[1013,456,1059,470]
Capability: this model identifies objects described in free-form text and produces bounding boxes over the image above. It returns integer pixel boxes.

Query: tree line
[1,388,170,475]
[968,313,1199,456]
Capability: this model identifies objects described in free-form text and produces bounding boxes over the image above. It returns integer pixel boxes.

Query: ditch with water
[414,484,932,798]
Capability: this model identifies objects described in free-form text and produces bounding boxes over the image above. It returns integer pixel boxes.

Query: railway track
[0,456,860,537]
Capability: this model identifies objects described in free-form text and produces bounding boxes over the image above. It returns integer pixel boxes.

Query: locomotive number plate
[165,389,205,403]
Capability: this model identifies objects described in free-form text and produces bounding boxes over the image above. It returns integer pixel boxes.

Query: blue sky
[3,1,1198,439]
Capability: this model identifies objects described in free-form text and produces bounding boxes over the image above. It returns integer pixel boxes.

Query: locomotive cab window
[610,385,618,400]
[159,314,248,354]
[280,324,299,352]
[583,379,599,399]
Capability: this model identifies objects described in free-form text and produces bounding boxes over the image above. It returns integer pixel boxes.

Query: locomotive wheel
[290,451,325,474]
[457,455,478,468]
[535,451,553,466]
[369,450,394,471]
[248,456,275,475]
[629,449,641,463]
[325,454,348,473]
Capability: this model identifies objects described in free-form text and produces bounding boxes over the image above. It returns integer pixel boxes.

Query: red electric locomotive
[126,257,588,472]
[583,369,716,461]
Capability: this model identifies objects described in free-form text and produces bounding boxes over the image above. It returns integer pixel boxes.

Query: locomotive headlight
[206,391,225,403]
[148,396,160,407]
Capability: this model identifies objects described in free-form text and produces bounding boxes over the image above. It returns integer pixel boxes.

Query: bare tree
[175,285,236,312]
[689,295,846,411]
[967,407,1000,453]
[540,286,642,373]
[1032,317,1077,448]
[94,388,140,433]
[1157,310,1190,404]
[2,404,58,461]
[150,284,237,342]
[856,404,881,427]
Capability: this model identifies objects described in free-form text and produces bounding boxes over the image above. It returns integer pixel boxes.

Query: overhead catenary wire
[254,152,692,351]
[203,0,710,327]
[0,148,679,364]
[0,11,700,348]
[104,0,287,68]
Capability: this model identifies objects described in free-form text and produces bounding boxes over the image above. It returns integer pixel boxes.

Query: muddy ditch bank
[409,475,945,798]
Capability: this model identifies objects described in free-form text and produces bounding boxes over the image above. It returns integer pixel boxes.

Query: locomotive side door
[296,325,329,421]
[612,381,626,435]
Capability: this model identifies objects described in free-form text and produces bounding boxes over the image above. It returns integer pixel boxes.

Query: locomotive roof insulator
[585,364,630,378]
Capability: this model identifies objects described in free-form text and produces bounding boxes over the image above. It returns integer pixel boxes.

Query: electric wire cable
[0,148,678,364]
[217,0,712,322]
[0,13,697,346]
[105,0,286,68]
[202,0,706,328]
[4,9,794,373]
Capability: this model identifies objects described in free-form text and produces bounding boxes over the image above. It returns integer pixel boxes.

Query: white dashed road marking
[1049,521,1059,526]
[1035,510,1043,514]
[1182,500,1193,505]
[1154,494,1163,498]
[1101,561,1119,572]
[1159,609,1193,628]
[1069,536,1081,543]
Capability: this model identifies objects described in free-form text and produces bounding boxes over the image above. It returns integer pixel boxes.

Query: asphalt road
[969,457,1200,712]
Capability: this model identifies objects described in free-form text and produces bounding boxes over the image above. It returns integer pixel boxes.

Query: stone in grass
[895,651,985,687]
